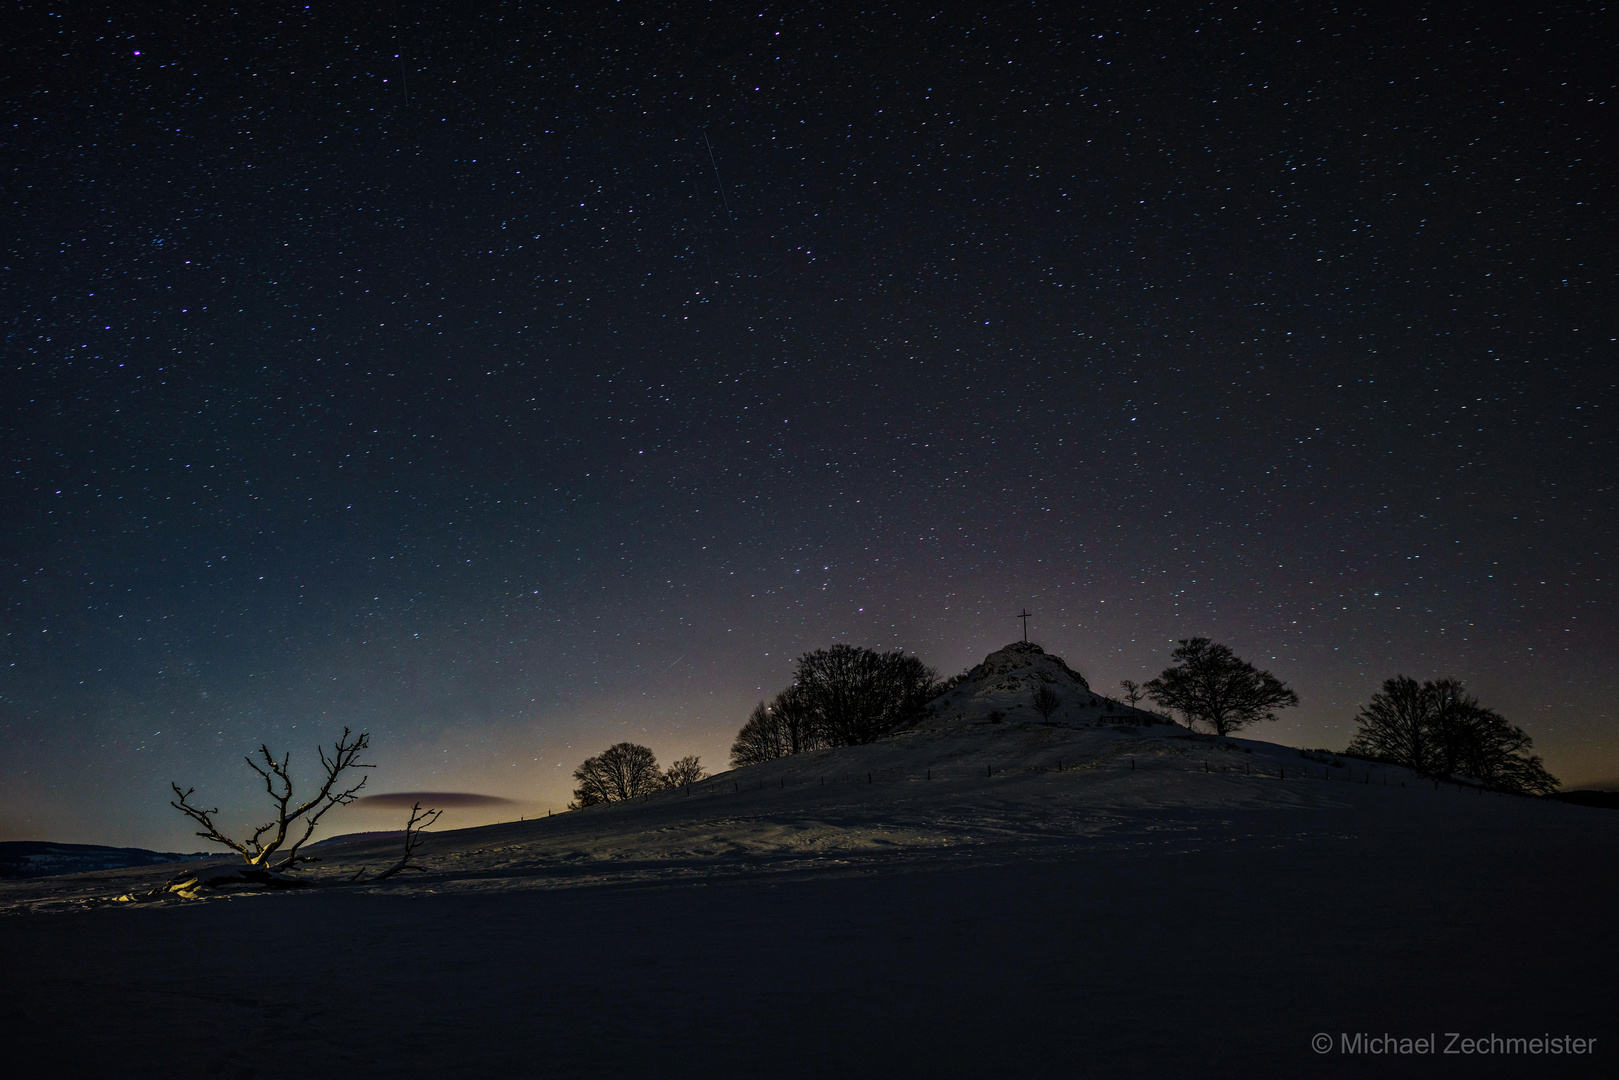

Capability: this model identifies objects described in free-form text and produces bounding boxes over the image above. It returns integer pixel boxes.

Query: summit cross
[1017,609,1032,642]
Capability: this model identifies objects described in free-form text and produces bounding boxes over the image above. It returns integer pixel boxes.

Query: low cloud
[355,792,522,810]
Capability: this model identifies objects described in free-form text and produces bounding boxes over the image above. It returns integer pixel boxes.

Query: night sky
[4,2,1614,848]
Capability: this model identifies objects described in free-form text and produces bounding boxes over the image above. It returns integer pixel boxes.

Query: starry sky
[4,2,1614,848]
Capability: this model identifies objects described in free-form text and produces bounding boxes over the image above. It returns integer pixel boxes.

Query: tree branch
[169,784,251,858]
[169,728,374,877]
[270,729,372,871]
[371,802,441,881]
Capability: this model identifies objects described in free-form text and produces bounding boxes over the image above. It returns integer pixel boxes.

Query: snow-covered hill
[924,639,1159,725]
[0,642,1586,899]
[0,642,1612,1078]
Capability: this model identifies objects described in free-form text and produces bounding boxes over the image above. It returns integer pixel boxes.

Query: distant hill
[0,841,210,879]
[1546,790,1619,811]
[308,830,410,848]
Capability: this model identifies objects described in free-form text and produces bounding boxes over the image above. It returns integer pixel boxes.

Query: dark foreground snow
[1,719,1613,1078]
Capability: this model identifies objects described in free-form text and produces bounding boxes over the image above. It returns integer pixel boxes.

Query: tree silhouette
[1143,638,1299,736]
[730,645,939,764]
[1343,675,1433,772]
[370,802,443,881]
[1119,680,1144,711]
[730,700,791,767]
[570,742,663,807]
[772,683,821,755]
[793,644,938,746]
[1346,676,1559,795]
[663,755,706,788]
[169,727,372,873]
[1031,684,1062,720]
[932,669,973,697]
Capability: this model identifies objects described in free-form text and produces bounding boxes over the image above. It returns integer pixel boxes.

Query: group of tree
[730,644,938,767]
[1140,636,1558,795]
[167,726,711,887]
[569,743,707,808]
[168,638,1561,879]
[1344,676,1558,795]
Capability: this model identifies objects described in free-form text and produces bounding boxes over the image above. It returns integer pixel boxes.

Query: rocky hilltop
[926,641,1162,726]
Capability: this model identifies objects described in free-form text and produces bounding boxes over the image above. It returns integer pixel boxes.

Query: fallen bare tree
[368,802,442,881]
[169,727,373,882]
[136,797,441,902]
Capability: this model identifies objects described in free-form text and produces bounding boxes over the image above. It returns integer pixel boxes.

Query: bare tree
[1143,638,1299,736]
[1347,676,1559,795]
[1344,675,1432,772]
[1453,709,1558,796]
[794,644,938,746]
[169,727,373,874]
[730,645,938,766]
[1119,680,1144,711]
[663,755,706,789]
[931,669,973,698]
[772,683,822,755]
[570,742,663,807]
[370,802,443,881]
[730,700,791,767]
[1031,684,1062,720]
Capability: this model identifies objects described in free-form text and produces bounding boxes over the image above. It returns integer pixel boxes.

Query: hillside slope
[1,643,1612,1078]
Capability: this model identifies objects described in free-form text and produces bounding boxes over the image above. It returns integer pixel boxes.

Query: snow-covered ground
[1,644,1613,1077]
